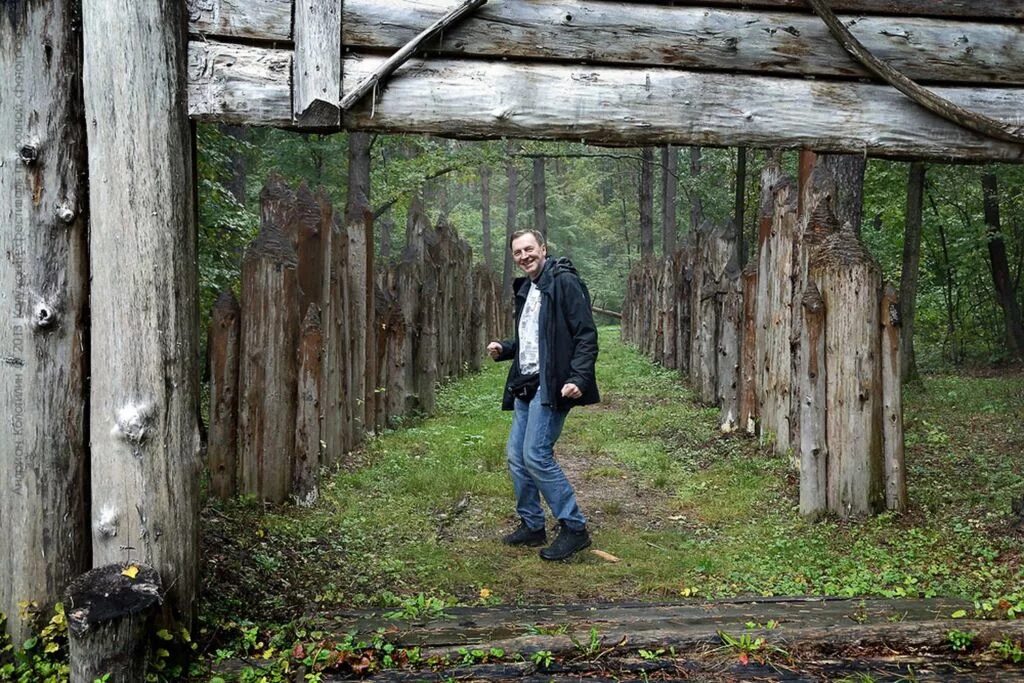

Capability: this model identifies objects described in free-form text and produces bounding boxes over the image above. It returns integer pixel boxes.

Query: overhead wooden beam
[188,41,292,126]
[343,0,1024,86]
[293,0,341,126]
[186,44,1024,160]
[619,0,1024,21]
[187,0,292,42]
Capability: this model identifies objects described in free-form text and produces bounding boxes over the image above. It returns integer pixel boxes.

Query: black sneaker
[502,522,547,547]
[539,523,591,561]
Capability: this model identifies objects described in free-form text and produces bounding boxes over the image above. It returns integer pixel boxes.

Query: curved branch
[806,0,1024,145]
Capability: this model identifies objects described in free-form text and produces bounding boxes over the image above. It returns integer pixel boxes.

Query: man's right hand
[486,342,503,360]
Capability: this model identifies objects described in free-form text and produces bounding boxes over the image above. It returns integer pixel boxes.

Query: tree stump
[65,564,162,683]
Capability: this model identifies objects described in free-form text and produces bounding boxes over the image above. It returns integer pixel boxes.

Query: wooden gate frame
[4,0,1024,640]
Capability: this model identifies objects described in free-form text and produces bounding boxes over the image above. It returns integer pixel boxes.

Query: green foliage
[530,649,554,669]
[946,629,976,652]
[0,604,68,683]
[989,636,1024,663]
[382,593,449,621]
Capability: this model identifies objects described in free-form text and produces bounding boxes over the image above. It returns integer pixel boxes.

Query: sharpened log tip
[65,563,162,637]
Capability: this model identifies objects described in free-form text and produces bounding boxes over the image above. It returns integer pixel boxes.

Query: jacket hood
[515,255,577,296]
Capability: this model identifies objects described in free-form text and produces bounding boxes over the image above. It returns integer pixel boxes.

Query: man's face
[511,233,547,280]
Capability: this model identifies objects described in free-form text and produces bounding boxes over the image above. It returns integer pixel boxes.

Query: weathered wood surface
[739,263,759,435]
[322,204,352,461]
[624,0,1024,20]
[798,283,828,519]
[84,0,201,625]
[346,133,373,440]
[65,563,161,683]
[880,283,907,512]
[187,0,292,42]
[811,229,886,518]
[290,184,327,325]
[343,0,1024,85]
[294,305,323,507]
[718,267,742,432]
[238,178,300,503]
[292,0,340,126]
[186,47,1024,161]
[188,41,292,126]
[0,0,89,644]
[208,290,241,500]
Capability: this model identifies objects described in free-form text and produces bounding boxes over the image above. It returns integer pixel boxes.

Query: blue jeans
[506,378,586,532]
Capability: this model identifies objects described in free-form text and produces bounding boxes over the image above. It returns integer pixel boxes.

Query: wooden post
[811,228,885,518]
[322,205,353,462]
[293,0,341,126]
[66,564,161,683]
[798,283,828,519]
[346,133,373,442]
[238,177,301,503]
[294,304,323,506]
[718,264,743,432]
[207,290,241,499]
[880,284,908,512]
[0,0,89,643]
[83,0,201,624]
[739,262,759,435]
[291,183,326,317]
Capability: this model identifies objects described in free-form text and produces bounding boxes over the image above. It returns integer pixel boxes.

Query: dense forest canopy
[197,124,1024,370]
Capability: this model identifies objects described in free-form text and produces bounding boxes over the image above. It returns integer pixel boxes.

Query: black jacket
[496,257,600,411]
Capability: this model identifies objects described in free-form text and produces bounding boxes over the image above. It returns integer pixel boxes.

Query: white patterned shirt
[518,283,542,375]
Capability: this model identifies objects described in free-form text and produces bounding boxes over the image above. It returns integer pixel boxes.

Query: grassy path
[201,327,1024,626]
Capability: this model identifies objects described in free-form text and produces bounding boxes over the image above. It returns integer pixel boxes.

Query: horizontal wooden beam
[187,0,292,42]
[186,43,1024,161]
[343,0,1024,86]
[618,0,1024,21]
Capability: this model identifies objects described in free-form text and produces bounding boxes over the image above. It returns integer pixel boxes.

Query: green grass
[199,326,1024,626]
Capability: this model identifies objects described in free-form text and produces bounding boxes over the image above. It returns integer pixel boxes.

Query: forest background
[198,126,1024,372]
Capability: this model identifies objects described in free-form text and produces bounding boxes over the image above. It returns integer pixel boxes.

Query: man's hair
[509,228,546,250]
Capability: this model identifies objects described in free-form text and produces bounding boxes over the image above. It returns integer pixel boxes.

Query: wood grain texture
[880,283,907,512]
[0,0,89,644]
[188,41,292,126]
[798,283,828,519]
[294,304,323,507]
[344,0,1024,85]
[293,0,341,125]
[187,0,292,41]
[617,0,1024,20]
[83,0,201,625]
[207,290,241,500]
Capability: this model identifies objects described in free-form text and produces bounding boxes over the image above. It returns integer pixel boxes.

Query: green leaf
[951,609,968,619]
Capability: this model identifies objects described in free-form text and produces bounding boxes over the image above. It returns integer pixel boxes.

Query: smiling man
[487,229,599,561]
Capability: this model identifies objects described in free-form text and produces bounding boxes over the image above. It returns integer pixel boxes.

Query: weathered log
[739,262,759,435]
[718,264,743,432]
[756,175,797,455]
[291,183,326,316]
[798,283,828,519]
[811,228,885,518]
[0,0,89,643]
[346,132,372,442]
[675,248,692,378]
[207,290,242,500]
[187,0,292,42]
[343,0,1024,86]
[187,46,1024,161]
[373,278,392,432]
[416,228,441,415]
[238,177,301,503]
[659,256,677,370]
[66,564,162,683]
[880,284,907,513]
[294,305,323,507]
[85,0,201,624]
[322,207,353,462]
[292,0,340,126]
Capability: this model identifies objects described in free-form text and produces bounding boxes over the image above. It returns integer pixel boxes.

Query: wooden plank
[84,0,201,625]
[188,41,292,126]
[186,45,1024,161]
[293,0,341,126]
[618,0,1024,21]
[0,0,89,644]
[343,0,1024,86]
[187,0,292,42]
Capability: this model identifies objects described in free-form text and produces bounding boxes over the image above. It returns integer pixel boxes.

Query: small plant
[744,619,779,630]
[571,627,602,657]
[990,637,1024,664]
[383,593,449,621]
[946,629,976,652]
[526,622,570,636]
[716,630,786,666]
[531,649,555,669]
[637,648,665,661]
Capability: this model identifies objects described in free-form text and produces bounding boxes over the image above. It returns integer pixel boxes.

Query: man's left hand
[560,383,582,399]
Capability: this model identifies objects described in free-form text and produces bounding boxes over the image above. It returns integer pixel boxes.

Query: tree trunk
[346,132,373,442]
[533,157,548,238]
[207,290,241,499]
[811,228,885,518]
[84,0,201,625]
[900,162,926,381]
[238,177,301,503]
[66,564,161,683]
[981,172,1024,357]
[379,217,393,263]
[0,0,89,643]
[481,165,494,270]
[639,148,655,259]
[880,284,908,513]
[218,124,249,204]
[798,283,828,519]
[294,304,323,506]
[815,154,866,234]
[503,153,518,302]
[689,147,704,234]
[662,146,678,255]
